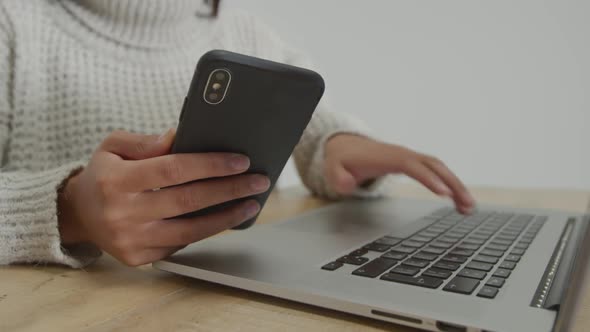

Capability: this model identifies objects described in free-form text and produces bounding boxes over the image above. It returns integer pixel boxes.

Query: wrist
[58,173,88,245]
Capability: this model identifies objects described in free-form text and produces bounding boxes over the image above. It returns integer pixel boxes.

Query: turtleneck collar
[59,0,209,49]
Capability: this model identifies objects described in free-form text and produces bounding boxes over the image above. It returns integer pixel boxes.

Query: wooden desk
[1,184,589,332]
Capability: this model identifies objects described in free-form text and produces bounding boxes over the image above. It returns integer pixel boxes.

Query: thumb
[100,128,176,160]
[326,162,358,195]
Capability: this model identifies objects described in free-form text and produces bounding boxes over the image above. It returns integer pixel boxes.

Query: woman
[0,0,474,267]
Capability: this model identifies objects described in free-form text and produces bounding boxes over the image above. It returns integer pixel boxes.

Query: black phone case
[172,50,325,229]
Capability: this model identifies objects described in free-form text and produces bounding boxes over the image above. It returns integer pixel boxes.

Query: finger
[100,129,176,160]
[401,161,453,197]
[121,152,251,191]
[143,200,261,247]
[325,161,358,195]
[423,157,475,210]
[133,174,270,220]
[119,247,183,267]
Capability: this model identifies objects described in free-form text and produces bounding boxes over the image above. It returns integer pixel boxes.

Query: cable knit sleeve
[228,11,391,199]
[0,5,100,268]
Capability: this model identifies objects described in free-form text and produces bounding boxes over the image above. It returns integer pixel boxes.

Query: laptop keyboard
[321,207,547,299]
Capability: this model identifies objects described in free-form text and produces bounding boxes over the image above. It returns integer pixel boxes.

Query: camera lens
[204,69,231,105]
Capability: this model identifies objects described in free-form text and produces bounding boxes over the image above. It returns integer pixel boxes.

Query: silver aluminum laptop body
[153,197,590,332]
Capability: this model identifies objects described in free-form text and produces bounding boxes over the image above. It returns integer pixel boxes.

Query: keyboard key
[514,242,529,249]
[422,268,452,279]
[505,254,521,262]
[519,238,533,244]
[443,276,480,294]
[438,236,459,244]
[477,286,499,299]
[473,255,499,265]
[422,246,446,255]
[491,239,513,246]
[450,249,475,257]
[349,248,368,257]
[419,231,440,238]
[414,252,438,261]
[441,254,467,264]
[469,234,489,241]
[485,244,510,251]
[321,261,343,271]
[458,268,487,280]
[381,273,444,289]
[433,261,460,271]
[486,277,505,288]
[352,258,398,278]
[456,243,480,251]
[447,231,468,237]
[466,261,493,272]
[411,235,433,243]
[493,268,511,278]
[499,261,517,270]
[430,241,453,249]
[428,226,448,233]
[510,248,526,255]
[390,265,420,276]
[463,238,486,245]
[499,231,520,237]
[338,256,370,265]
[392,246,417,254]
[375,237,403,246]
[402,258,430,268]
[381,251,407,260]
[402,240,426,248]
[364,243,391,252]
[495,235,518,241]
[480,249,504,257]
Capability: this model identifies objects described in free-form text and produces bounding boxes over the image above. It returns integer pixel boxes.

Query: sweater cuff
[295,109,393,199]
[307,130,393,200]
[0,161,101,268]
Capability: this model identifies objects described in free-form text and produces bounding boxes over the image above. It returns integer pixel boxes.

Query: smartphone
[172,50,325,229]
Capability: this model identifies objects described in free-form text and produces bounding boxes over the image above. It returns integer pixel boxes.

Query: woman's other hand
[324,134,475,214]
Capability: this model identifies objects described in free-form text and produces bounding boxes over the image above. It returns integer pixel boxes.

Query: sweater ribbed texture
[0,0,387,267]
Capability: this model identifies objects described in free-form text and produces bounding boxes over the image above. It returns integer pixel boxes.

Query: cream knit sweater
[0,0,383,268]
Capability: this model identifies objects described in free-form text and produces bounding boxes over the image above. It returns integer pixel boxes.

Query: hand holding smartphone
[172,50,325,229]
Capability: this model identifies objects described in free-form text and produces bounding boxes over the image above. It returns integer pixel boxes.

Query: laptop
[153,196,590,332]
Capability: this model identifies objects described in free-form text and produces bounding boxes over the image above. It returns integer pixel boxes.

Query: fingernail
[243,201,260,218]
[228,154,250,171]
[157,128,172,143]
[250,175,270,192]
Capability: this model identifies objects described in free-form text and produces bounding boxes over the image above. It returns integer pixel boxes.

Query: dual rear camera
[204,69,231,105]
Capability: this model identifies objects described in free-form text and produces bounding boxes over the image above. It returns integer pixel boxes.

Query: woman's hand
[58,129,270,266]
[324,134,475,214]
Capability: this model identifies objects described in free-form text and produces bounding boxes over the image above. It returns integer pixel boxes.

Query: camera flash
[212,83,222,90]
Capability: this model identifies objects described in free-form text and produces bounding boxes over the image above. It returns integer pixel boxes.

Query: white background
[225,0,589,190]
